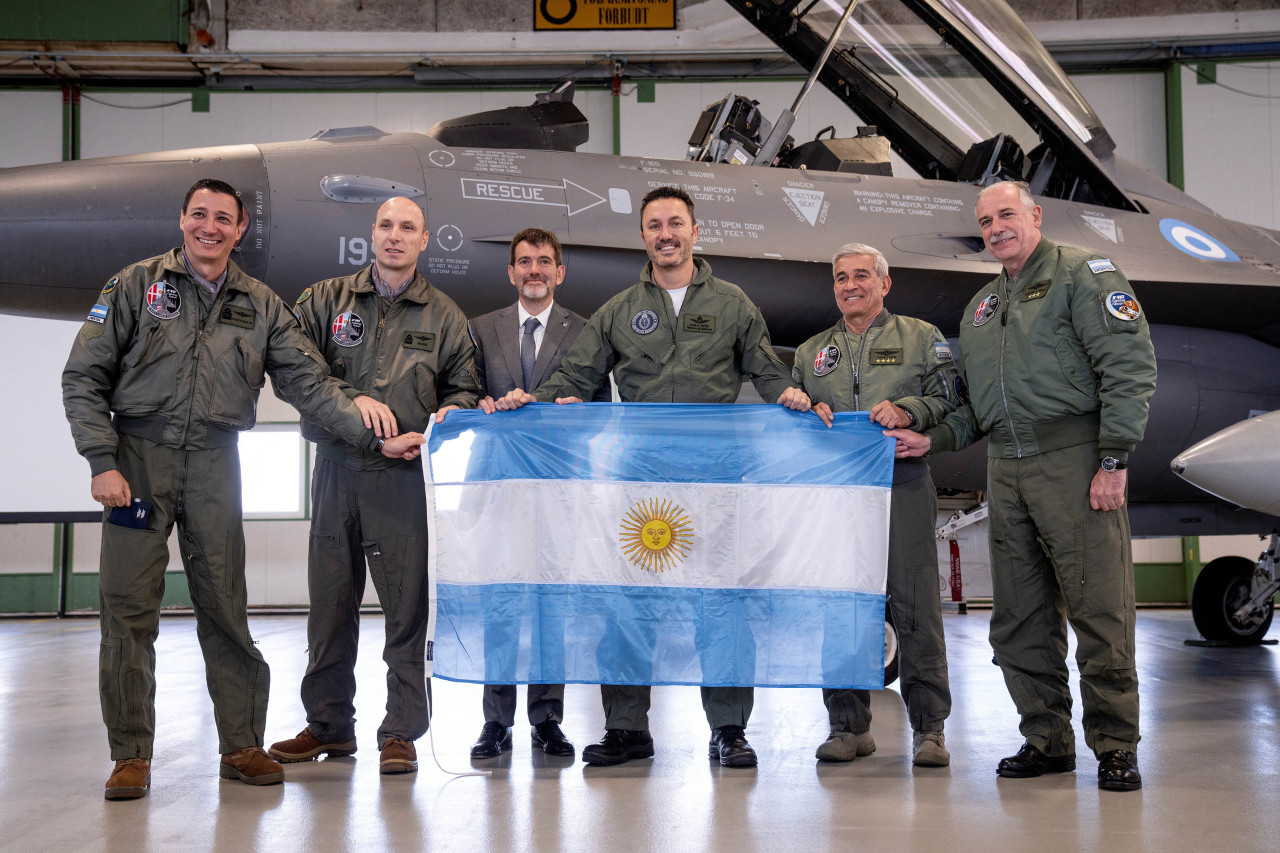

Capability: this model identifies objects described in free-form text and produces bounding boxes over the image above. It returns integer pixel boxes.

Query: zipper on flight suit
[998,275,1022,458]
[841,324,874,410]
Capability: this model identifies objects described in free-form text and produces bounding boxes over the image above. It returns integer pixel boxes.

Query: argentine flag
[425,404,892,689]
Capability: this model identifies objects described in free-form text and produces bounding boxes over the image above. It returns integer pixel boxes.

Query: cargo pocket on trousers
[1072,511,1130,617]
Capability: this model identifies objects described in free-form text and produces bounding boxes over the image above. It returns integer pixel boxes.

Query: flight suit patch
[332,311,364,347]
[402,331,436,352]
[145,280,181,320]
[813,344,840,376]
[1088,258,1117,274]
[1021,280,1051,301]
[973,293,999,326]
[87,303,109,324]
[1103,291,1142,328]
[682,313,716,334]
[219,304,256,330]
[631,309,659,335]
[296,287,313,305]
[933,341,953,361]
[101,276,119,296]
[870,348,902,365]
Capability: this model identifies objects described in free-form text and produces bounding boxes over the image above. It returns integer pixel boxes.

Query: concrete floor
[2,609,1278,852]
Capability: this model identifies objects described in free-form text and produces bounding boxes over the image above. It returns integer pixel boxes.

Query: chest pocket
[385,362,438,430]
[208,337,265,429]
[111,322,180,413]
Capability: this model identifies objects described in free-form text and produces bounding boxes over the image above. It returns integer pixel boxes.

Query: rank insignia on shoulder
[1088,258,1117,274]
[101,277,119,296]
[402,331,436,351]
[933,341,953,361]
[973,293,999,327]
[1104,291,1141,321]
[631,309,659,335]
[813,344,840,376]
[88,303,109,324]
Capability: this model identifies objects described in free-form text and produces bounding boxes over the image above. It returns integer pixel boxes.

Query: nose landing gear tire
[1191,556,1275,645]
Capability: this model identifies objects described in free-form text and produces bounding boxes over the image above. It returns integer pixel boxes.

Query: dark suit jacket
[469,302,610,401]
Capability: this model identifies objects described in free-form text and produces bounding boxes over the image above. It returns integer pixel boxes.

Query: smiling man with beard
[466,228,608,761]
[496,186,816,768]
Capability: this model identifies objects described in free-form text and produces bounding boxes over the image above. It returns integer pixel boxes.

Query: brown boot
[219,747,285,785]
[379,738,417,774]
[105,758,151,800]
[268,727,357,763]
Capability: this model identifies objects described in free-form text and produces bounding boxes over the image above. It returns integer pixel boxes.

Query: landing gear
[1191,533,1279,645]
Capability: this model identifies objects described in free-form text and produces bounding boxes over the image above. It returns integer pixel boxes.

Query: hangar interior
[1,1,1279,850]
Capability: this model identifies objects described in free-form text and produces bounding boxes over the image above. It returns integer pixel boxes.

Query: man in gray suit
[468,227,608,761]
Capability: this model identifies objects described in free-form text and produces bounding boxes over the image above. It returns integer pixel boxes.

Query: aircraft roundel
[1159,218,1239,263]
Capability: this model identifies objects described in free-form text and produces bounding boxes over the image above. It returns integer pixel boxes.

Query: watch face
[1101,457,1118,472]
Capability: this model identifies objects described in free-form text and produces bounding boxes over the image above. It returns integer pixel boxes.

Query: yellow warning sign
[534,0,676,31]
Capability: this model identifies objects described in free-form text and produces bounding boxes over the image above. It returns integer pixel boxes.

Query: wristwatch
[374,437,386,454]
[1100,456,1127,472]
[904,408,918,429]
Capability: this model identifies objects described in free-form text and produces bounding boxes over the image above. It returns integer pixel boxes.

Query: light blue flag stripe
[428,403,894,487]
[434,583,886,689]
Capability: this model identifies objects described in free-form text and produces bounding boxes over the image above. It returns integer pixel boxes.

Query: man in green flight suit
[890,180,1156,791]
[62,179,424,801]
[792,241,958,767]
[496,185,816,767]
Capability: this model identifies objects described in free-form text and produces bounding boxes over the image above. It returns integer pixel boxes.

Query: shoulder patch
[1104,291,1142,321]
[295,287,313,305]
[1087,258,1117,274]
[87,303,109,324]
[101,276,119,296]
[933,341,952,361]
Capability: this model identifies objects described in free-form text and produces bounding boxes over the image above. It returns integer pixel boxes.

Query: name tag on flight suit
[682,314,716,334]
[219,304,256,329]
[402,331,436,352]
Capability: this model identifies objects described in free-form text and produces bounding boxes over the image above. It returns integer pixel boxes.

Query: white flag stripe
[434,479,889,592]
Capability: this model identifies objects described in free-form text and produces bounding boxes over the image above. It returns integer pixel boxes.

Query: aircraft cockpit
[719,0,1140,212]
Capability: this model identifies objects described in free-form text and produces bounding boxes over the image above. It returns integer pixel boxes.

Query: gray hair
[975,180,1036,218]
[831,242,889,278]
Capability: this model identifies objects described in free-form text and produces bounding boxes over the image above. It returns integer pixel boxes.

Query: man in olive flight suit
[890,180,1156,791]
[62,179,423,801]
[496,186,817,768]
[793,242,958,767]
[269,196,480,775]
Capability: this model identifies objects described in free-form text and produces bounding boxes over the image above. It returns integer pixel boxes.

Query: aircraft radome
[3,0,1280,551]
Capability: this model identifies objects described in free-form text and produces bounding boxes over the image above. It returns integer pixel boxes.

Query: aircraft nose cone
[1172,411,1280,517]
[0,145,267,317]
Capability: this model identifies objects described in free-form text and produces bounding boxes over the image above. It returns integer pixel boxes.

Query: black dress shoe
[581,729,655,766]
[470,721,513,759]
[531,720,575,758]
[1097,749,1142,791]
[708,725,758,768]
[996,743,1076,778]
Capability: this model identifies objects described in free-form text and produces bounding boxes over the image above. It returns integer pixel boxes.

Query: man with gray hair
[889,180,1156,791]
[791,241,959,766]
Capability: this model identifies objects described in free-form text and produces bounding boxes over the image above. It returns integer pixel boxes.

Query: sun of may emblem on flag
[619,498,694,572]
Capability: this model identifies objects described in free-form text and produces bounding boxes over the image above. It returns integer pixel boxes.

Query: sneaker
[815,730,876,762]
[912,731,950,767]
[268,727,356,763]
[219,747,285,785]
[105,758,151,800]
[379,738,418,774]
[581,729,655,766]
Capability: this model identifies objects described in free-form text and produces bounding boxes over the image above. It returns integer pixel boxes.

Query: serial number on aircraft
[338,236,371,266]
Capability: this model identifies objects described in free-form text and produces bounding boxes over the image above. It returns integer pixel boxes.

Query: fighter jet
[3,0,1280,547]
[1171,412,1280,644]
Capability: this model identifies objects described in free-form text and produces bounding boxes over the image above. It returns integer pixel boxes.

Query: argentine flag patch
[87,304,109,324]
[1088,258,1117,274]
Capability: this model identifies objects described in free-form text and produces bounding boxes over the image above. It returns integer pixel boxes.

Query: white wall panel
[0,91,63,167]
[1181,61,1278,229]
[1070,71,1167,180]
